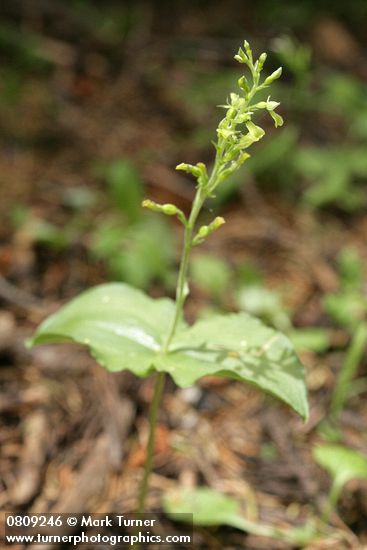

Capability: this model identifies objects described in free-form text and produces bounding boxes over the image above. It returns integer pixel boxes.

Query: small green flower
[146,41,283,218]
[142,200,186,223]
[192,217,226,246]
[264,67,282,86]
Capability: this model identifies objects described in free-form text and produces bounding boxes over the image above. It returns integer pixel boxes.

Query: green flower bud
[258,52,267,71]
[226,107,236,120]
[176,162,208,189]
[210,216,226,231]
[264,67,282,86]
[142,199,186,223]
[254,99,280,111]
[234,54,245,64]
[162,204,179,215]
[244,40,251,57]
[237,152,251,167]
[176,162,198,174]
[197,225,210,238]
[253,101,267,109]
[234,47,247,64]
[238,75,249,94]
[142,199,159,211]
[192,217,226,246]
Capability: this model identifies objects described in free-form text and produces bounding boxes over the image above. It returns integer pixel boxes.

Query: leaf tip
[25,337,35,349]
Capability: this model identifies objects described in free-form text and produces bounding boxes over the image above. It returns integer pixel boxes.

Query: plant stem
[163,190,205,351]
[137,371,166,513]
[137,191,208,514]
[137,180,217,512]
[330,321,367,419]
[322,481,341,524]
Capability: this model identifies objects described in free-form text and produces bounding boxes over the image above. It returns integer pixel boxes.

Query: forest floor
[1,2,367,549]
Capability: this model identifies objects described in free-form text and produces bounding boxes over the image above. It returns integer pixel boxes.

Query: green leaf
[163,487,241,527]
[29,285,308,419]
[163,487,277,537]
[313,444,367,491]
[163,487,317,544]
[324,291,367,329]
[28,283,178,377]
[161,313,308,419]
[288,327,330,353]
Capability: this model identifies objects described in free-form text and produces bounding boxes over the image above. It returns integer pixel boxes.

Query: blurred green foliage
[0,25,52,73]
[314,444,367,522]
[190,253,231,303]
[90,215,175,289]
[324,247,366,329]
[97,159,144,223]
[236,284,291,332]
[91,159,176,288]
[11,160,176,290]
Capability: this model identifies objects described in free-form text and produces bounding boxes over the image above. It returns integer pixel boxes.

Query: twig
[0,275,44,311]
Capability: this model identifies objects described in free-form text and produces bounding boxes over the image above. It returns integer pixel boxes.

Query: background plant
[323,247,367,422]
[90,159,177,289]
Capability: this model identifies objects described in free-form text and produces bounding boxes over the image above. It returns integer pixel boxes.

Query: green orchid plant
[28,41,308,514]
